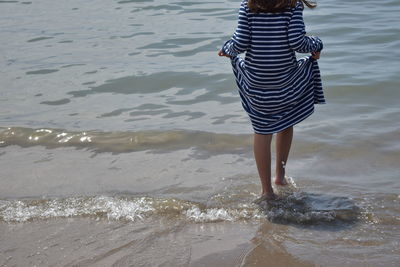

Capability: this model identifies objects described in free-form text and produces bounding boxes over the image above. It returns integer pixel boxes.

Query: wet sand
[3,213,396,266]
[0,217,319,267]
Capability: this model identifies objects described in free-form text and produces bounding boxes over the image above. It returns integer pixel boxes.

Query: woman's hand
[218,50,232,58]
[311,51,321,60]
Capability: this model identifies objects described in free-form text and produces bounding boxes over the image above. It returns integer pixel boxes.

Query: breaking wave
[0,126,252,154]
[0,190,361,224]
[0,195,262,223]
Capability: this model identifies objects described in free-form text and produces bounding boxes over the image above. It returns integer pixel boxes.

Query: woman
[218,0,324,200]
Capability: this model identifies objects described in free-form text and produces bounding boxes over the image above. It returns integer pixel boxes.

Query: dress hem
[252,108,315,135]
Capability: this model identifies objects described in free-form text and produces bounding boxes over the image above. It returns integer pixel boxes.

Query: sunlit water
[1,0,399,266]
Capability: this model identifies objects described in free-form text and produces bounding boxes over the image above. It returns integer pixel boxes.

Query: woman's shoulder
[238,0,252,16]
[293,1,305,11]
[240,0,250,10]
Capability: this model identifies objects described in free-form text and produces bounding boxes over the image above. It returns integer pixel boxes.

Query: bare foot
[253,192,277,204]
[274,177,288,186]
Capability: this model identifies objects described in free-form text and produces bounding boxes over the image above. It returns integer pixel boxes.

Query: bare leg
[275,126,293,185]
[253,133,275,198]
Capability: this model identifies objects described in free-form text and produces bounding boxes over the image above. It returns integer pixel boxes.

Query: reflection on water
[245,223,315,266]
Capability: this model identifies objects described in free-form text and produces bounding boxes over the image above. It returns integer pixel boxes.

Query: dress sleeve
[287,1,323,53]
[221,1,250,57]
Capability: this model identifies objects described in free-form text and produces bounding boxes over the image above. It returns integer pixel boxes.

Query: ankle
[261,188,274,195]
[275,161,286,180]
[275,170,285,180]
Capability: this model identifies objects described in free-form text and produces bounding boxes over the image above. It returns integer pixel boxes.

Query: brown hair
[248,0,317,13]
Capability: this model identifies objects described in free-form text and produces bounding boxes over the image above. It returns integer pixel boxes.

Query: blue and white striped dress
[221,0,325,134]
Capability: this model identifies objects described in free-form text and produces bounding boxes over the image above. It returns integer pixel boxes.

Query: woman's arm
[220,1,251,57]
[287,2,323,53]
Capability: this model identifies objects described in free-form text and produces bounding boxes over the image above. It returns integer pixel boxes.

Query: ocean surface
[0,0,399,266]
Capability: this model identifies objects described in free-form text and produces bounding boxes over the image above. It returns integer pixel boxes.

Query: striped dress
[221,0,325,134]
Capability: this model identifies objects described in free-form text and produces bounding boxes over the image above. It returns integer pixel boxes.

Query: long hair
[248,0,317,13]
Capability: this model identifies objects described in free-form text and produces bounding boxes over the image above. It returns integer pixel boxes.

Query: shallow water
[1,0,400,266]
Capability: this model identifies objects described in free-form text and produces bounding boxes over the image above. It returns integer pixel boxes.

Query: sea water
[0,0,399,266]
